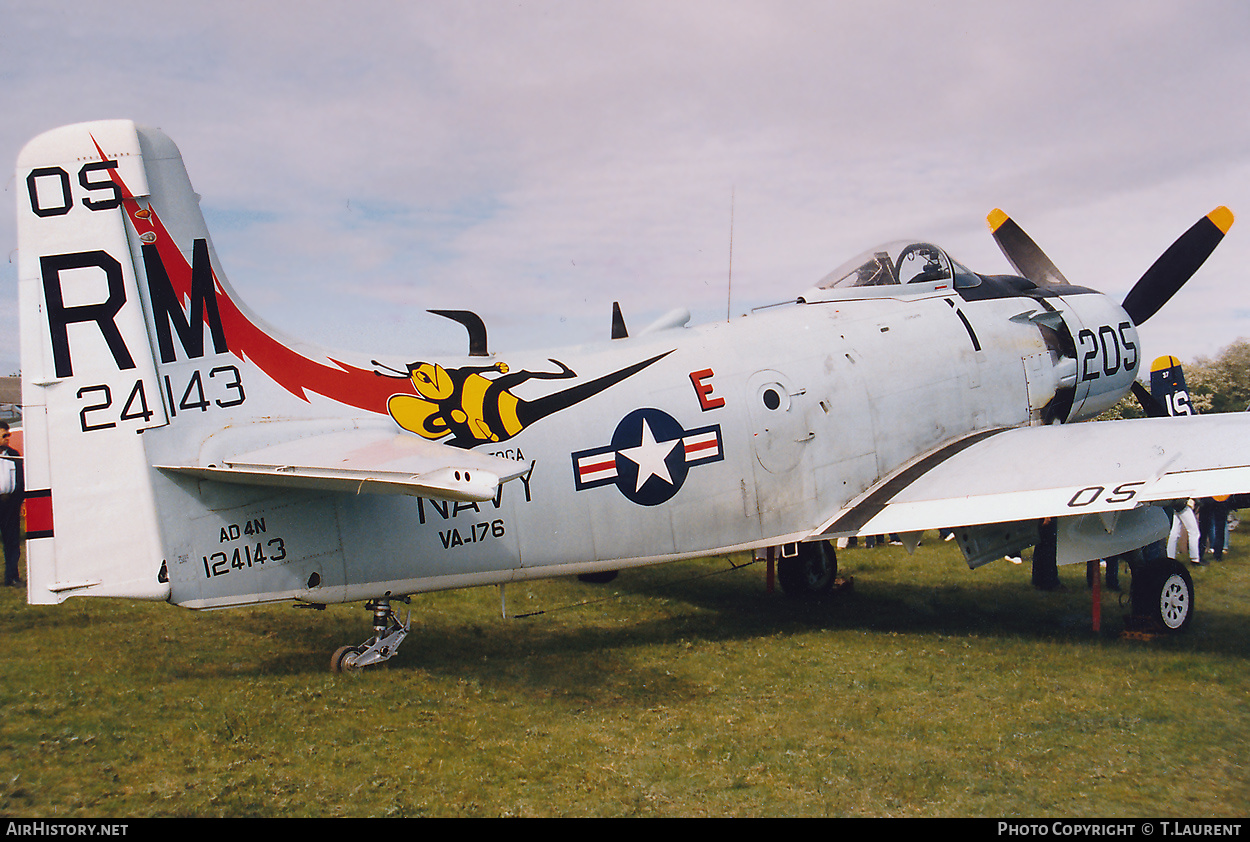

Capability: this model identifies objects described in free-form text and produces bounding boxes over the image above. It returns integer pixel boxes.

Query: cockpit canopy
[800,241,981,302]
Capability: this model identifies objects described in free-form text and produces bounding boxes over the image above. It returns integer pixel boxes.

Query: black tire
[1132,559,1194,633]
[777,541,837,598]
[331,645,363,673]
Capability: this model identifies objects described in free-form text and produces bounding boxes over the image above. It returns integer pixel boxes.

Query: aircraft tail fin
[18,121,174,603]
[1149,355,1195,416]
[15,121,432,606]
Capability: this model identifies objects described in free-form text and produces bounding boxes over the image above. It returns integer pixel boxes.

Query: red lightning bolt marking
[91,135,412,415]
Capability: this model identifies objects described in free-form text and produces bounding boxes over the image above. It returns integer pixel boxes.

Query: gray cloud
[3,0,1249,371]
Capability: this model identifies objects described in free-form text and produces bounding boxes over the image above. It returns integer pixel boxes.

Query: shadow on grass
[550,557,1250,653]
[11,543,1247,691]
[226,551,1250,688]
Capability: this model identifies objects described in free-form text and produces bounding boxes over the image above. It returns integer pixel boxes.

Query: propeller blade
[987,208,1071,286]
[1121,206,1234,325]
[1131,381,1170,418]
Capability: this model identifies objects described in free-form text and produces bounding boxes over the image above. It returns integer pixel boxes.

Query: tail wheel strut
[331,596,411,673]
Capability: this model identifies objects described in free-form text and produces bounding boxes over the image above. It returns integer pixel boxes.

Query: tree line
[1100,338,1250,420]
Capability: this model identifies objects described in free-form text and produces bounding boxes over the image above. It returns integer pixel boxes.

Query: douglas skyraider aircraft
[15,120,1250,670]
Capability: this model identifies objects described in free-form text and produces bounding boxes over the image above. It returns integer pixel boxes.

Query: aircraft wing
[156,429,529,503]
[818,413,1250,538]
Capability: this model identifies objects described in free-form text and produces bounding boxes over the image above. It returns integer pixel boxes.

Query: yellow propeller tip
[986,208,1009,232]
[1209,206,1234,234]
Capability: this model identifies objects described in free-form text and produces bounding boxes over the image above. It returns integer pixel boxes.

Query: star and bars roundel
[572,408,724,506]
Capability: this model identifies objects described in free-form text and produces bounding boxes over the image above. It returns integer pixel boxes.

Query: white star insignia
[618,418,680,492]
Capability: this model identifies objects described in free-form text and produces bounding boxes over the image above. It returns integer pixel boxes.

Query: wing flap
[156,428,529,502]
[818,414,1250,537]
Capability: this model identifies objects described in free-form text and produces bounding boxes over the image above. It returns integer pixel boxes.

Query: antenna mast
[727,187,735,322]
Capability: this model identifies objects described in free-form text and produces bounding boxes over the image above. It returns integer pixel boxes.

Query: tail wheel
[331,645,363,674]
[777,541,837,599]
[1132,559,1194,633]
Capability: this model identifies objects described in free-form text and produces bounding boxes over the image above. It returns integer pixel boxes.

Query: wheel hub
[1159,574,1191,629]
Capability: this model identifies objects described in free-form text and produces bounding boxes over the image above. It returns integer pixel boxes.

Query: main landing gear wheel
[330,596,412,673]
[777,540,838,599]
[1132,559,1194,633]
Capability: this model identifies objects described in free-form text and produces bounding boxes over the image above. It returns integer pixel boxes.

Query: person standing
[1199,496,1230,561]
[1032,517,1064,591]
[1087,554,1122,591]
[0,423,23,587]
[1168,498,1202,565]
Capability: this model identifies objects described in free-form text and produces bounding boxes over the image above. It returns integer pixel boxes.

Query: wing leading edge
[817,413,1250,540]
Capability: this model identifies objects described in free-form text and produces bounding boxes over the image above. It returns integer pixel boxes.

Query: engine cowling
[1047,292,1141,423]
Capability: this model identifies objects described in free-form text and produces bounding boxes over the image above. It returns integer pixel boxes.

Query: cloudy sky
[3,1,1250,377]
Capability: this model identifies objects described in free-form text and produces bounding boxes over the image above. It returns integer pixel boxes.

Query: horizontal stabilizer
[157,429,529,502]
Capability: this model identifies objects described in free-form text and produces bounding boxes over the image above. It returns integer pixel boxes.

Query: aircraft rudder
[17,120,172,604]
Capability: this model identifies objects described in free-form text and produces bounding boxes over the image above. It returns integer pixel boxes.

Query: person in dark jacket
[0,422,24,587]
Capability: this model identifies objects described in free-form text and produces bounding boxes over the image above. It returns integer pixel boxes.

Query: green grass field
[1,528,1248,818]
